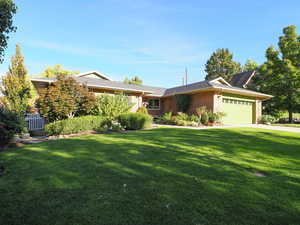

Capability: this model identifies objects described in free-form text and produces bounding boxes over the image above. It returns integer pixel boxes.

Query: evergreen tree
[259,25,300,122]
[1,44,32,114]
[205,48,241,81]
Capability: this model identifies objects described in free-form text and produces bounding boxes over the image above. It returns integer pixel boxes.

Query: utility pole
[185,67,188,86]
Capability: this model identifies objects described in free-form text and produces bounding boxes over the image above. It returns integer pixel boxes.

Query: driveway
[155,124,300,133]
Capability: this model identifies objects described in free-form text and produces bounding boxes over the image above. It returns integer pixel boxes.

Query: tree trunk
[288,110,293,123]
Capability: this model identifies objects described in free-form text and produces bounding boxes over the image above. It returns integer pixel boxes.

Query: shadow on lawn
[0,128,300,225]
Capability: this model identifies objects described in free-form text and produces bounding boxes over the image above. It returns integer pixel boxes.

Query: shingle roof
[31,76,167,96]
[31,75,272,99]
[230,71,256,88]
[164,80,212,96]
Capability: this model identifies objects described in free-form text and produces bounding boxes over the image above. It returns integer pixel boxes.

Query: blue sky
[1,0,300,87]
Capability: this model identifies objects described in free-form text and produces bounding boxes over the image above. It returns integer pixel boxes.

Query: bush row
[156,110,226,127]
[45,115,104,136]
[45,112,153,135]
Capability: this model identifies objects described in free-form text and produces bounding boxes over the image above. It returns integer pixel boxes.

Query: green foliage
[172,112,199,127]
[40,64,80,78]
[0,107,24,144]
[258,25,300,122]
[94,93,132,121]
[0,0,17,63]
[200,112,209,124]
[37,75,96,122]
[118,112,153,130]
[207,111,218,123]
[175,94,190,113]
[156,112,174,124]
[260,115,277,124]
[205,48,241,81]
[1,44,33,115]
[243,58,259,72]
[45,115,104,136]
[124,76,143,85]
[137,106,148,114]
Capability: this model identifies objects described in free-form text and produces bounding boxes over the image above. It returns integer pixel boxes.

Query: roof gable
[75,71,112,81]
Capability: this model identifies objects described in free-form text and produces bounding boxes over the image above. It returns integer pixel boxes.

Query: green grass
[1,128,300,225]
[272,123,300,128]
[281,112,300,119]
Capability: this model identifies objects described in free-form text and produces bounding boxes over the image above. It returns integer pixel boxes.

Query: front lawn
[1,128,300,225]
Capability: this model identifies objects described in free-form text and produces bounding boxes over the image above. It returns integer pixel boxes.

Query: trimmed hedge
[45,116,104,135]
[118,112,153,130]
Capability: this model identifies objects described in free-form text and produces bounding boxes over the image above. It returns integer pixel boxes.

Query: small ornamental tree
[37,75,96,122]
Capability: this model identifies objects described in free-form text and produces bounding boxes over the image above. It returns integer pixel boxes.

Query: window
[147,99,160,110]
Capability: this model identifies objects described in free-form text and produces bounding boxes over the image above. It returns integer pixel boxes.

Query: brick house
[31,71,272,124]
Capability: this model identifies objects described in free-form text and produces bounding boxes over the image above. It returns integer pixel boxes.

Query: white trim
[210,77,232,86]
[75,71,112,81]
[243,71,256,88]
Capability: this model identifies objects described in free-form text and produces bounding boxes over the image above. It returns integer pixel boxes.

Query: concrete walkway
[155,124,300,134]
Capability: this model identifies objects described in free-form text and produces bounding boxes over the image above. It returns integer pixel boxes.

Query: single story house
[31,71,272,124]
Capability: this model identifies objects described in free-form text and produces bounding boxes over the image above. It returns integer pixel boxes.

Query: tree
[39,64,80,78]
[37,74,96,122]
[259,25,300,122]
[243,58,259,72]
[205,48,241,81]
[0,0,17,63]
[124,76,143,85]
[1,44,33,115]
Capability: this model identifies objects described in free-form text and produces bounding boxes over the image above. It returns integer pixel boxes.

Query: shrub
[137,106,148,114]
[157,112,173,124]
[190,114,199,123]
[37,75,96,122]
[207,111,218,123]
[94,93,132,121]
[0,108,25,144]
[260,115,276,124]
[45,115,104,136]
[118,112,153,130]
[195,106,207,117]
[215,112,226,123]
[201,112,209,124]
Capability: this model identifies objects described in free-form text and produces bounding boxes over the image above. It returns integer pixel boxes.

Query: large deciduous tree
[40,64,80,78]
[37,74,96,122]
[0,0,17,63]
[243,58,259,72]
[259,25,300,122]
[1,44,33,115]
[205,48,241,81]
[124,76,143,85]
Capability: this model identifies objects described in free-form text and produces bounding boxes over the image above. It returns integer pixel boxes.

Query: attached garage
[221,95,255,124]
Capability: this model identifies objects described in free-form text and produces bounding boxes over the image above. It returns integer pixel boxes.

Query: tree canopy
[205,48,241,81]
[1,44,33,115]
[39,64,80,78]
[124,76,143,85]
[0,0,17,63]
[258,25,300,122]
[243,58,259,72]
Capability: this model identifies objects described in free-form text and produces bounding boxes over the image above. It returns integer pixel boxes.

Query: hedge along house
[31,71,272,124]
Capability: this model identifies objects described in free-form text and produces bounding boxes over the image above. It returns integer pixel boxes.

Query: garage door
[222,98,254,124]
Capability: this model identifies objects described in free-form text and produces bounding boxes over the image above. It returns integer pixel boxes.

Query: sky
[1,0,300,88]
